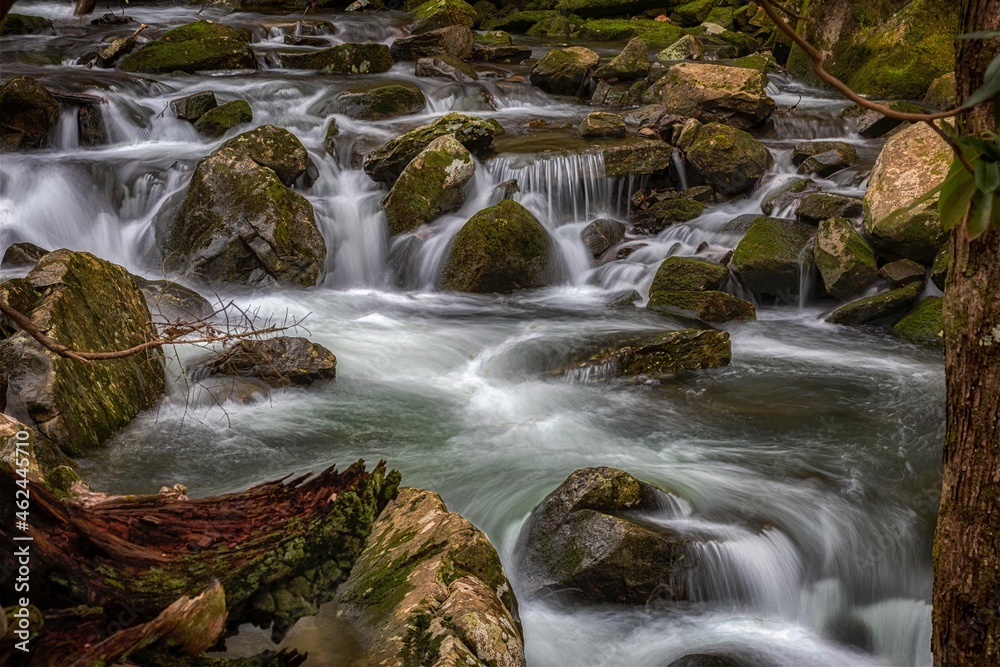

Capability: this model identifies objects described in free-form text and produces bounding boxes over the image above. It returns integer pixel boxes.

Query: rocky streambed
[0,1,950,665]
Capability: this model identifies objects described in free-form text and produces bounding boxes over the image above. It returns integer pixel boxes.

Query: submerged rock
[339,487,525,667]
[412,0,478,34]
[390,24,474,60]
[530,46,600,96]
[730,217,815,298]
[684,122,773,198]
[119,20,255,74]
[280,42,393,74]
[643,62,775,130]
[327,84,427,121]
[813,217,878,300]
[0,76,59,151]
[383,134,475,236]
[594,37,649,81]
[0,250,164,456]
[825,281,924,326]
[892,296,943,346]
[648,290,756,323]
[440,200,553,293]
[160,127,325,287]
[582,218,626,257]
[192,99,252,138]
[518,467,691,604]
[192,337,336,387]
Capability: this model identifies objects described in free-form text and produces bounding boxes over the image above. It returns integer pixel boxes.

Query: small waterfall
[563,359,618,383]
[672,150,689,191]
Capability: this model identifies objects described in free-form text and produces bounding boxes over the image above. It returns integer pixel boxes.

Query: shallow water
[1,4,943,665]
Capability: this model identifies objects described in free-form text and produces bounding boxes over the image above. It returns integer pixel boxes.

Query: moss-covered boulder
[650,256,729,293]
[579,112,626,138]
[0,76,59,151]
[582,218,626,257]
[518,467,691,603]
[567,329,731,379]
[439,200,552,293]
[648,290,755,323]
[390,24,474,60]
[864,122,950,263]
[826,280,924,326]
[0,250,165,456]
[327,84,426,121]
[218,124,309,186]
[411,0,478,34]
[924,72,957,110]
[657,34,706,61]
[633,197,704,234]
[486,10,560,34]
[814,217,877,300]
[364,112,503,185]
[672,0,717,27]
[684,122,774,198]
[339,487,525,667]
[530,46,600,96]
[591,79,649,106]
[192,337,336,386]
[643,62,775,130]
[119,20,255,74]
[796,192,863,226]
[0,13,54,35]
[554,0,668,18]
[574,19,685,46]
[280,42,393,73]
[160,128,326,287]
[730,217,815,298]
[476,30,511,46]
[192,99,252,138]
[383,134,475,236]
[171,91,218,122]
[594,37,649,81]
[786,0,956,100]
[415,54,479,80]
[892,296,943,346]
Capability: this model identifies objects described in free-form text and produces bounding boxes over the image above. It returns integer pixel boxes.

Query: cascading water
[0,4,944,666]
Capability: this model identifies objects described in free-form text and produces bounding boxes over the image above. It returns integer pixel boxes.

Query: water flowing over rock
[327,84,427,121]
[159,127,326,287]
[814,217,878,300]
[530,46,600,96]
[390,24,474,60]
[119,20,256,74]
[864,122,950,264]
[643,63,775,130]
[383,134,475,236]
[792,141,860,177]
[730,217,815,298]
[280,42,394,73]
[518,467,691,604]
[339,487,525,667]
[415,54,479,81]
[0,250,164,456]
[439,199,553,293]
[170,91,218,122]
[0,76,59,151]
[0,13,54,35]
[684,122,774,198]
[191,337,337,387]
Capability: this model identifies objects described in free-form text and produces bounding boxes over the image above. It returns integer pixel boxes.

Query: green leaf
[964,136,1000,162]
[976,160,1000,193]
[939,162,977,231]
[958,30,1000,40]
[968,192,993,239]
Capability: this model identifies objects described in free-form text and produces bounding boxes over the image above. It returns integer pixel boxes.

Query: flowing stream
[0,4,944,665]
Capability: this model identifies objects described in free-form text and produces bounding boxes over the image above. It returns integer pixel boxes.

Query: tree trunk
[933,1,1000,664]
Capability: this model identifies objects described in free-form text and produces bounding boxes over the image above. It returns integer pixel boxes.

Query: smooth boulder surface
[390,24,474,60]
[327,84,427,121]
[1,13,54,35]
[582,218,626,257]
[339,487,525,667]
[160,127,326,287]
[879,259,926,287]
[1,242,49,268]
[440,200,553,293]
[825,281,924,326]
[530,46,600,96]
[518,467,691,604]
[218,124,310,186]
[415,54,479,81]
[192,337,336,387]
[730,217,815,298]
[643,63,775,130]
[648,290,756,323]
[364,112,503,185]
[684,122,774,198]
[411,0,478,34]
[171,91,218,122]
[119,20,256,74]
[383,134,475,236]
[864,122,950,263]
[793,141,860,177]
[0,250,164,456]
[813,217,878,300]
[133,276,214,321]
[579,112,626,138]
[650,256,729,293]
[0,76,59,151]
[594,37,649,81]
[281,42,393,74]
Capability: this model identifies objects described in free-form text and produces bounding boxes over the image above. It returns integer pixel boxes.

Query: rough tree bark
[933,1,1000,664]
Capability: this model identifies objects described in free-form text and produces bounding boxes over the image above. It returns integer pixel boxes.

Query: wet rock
[95,36,136,68]
[730,217,815,298]
[280,42,393,74]
[518,467,691,603]
[283,34,329,47]
[119,20,255,74]
[364,112,503,185]
[328,84,427,121]
[339,487,524,667]
[854,102,923,139]
[643,62,775,130]
[90,13,134,26]
[582,218,626,257]
[383,134,475,236]
[814,217,878,300]
[878,258,926,287]
[603,140,675,178]
[440,200,552,293]
[648,290,756,323]
[0,14,54,35]
[160,128,325,287]
[553,0,673,19]
[526,14,575,38]
[171,91,218,122]
[657,34,705,61]
[671,0,716,26]
[0,250,164,456]
[591,79,649,107]
[931,245,949,290]
[924,72,957,110]
[530,46,600,96]
[668,654,745,667]
[796,192,863,226]
[133,276,214,320]
[864,122,950,263]
[573,329,730,379]
[390,24,474,60]
[760,178,815,216]
[792,141,859,177]
[346,0,385,9]
[472,43,533,63]
[486,10,561,34]
[219,125,309,186]
[0,76,59,151]
[684,122,773,198]
[192,99,252,138]
[633,197,703,234]
[192,337,336,387]
[722,52,781,73]
[609,289,642,307]
[595,37,649,81]
[76,105,103,146]
[476,29,512,45]
[825,280,924,326]
[650,256,729,293]
[892,296,943,346]
[579,112,626,138]
[415,54,479,81]
[0,414,74,488]
[0,279,37,340]
[412,0,478,33]
[1,242,49,269]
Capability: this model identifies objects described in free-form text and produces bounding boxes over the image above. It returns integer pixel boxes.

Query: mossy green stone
[825,280,923,326]
[633,197,704,234]
[440,200,553,293]
[119,20,256,74]
[486,10,561,34]
[685,122,773,197]
[527,14,575,37]
[650,256,730,293]
[192,100,252,138]
[814,217,878,299]
[796,193,863,226]
[554,0,669,18]
[329,84,427,121]
[574,18,685,46]
[280,42,393,74]
[412,0,477,34]
[220,125,309,186]
[671,0,717,27]
[648,290,756,323]
[0,14,53,35]
[730,217,815,297]
[893,296,943,346]
[931,244,949,290]
[476,30,512,45]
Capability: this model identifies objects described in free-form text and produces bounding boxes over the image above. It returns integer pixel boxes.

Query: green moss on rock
[192,99,252,138]
[281,42,393,74]
[220,124,309,186]
[648,290,756,323]
[412,0,478,34]
[0,14,54,35]
[119,20,256,74]
[730,216,815,297]
[530,46,600,96]
[684,122,774,198]
[574,18,685,46]
[892,296,943,346]
[643,63,775,130]
[0,76,59,151]
[329,84,427,121]
[825,280,923,326]
[814,217,878,299]
[650,256,730,293]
